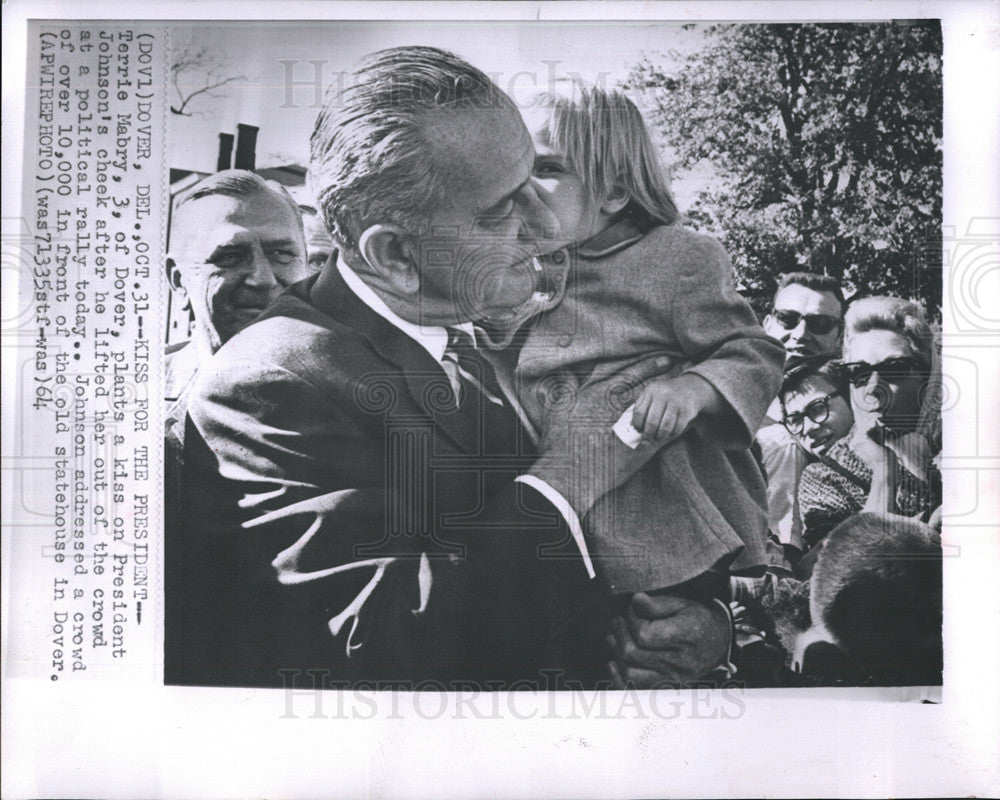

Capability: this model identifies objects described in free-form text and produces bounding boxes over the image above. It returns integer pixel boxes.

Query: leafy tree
[627,22,942,316]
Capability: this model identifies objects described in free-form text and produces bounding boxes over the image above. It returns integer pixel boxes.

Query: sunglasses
[840,356,920,387]
[782,390,843,435]
[771,309,841,336]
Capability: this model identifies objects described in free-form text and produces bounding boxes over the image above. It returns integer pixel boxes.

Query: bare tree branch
[171,75,244,116]
[169,44,245,116]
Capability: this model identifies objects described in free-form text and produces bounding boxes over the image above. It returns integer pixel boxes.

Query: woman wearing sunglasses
[797,297,942,557]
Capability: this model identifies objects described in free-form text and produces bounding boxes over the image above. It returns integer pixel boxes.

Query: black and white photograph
[163,19,945,691]
[2,2,998,798]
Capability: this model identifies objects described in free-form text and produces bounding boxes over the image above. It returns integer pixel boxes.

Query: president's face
[408,104,561,325]
[169,189,309,351]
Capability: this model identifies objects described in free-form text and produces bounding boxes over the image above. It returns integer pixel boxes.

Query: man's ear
[600,182,630,216]
[358,224,421,296]
[166,258,190,305]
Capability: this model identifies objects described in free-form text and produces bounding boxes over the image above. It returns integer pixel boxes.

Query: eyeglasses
[840,356,919,387]
[782,391,843,435]
[771,309,841,336]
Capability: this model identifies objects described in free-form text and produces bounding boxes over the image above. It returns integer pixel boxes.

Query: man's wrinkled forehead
[170,190,295,258]
[423,103,534,213]
[303,212,334,248]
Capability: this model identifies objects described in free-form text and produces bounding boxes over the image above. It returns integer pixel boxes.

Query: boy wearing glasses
[779,358,854,459]
[797,296,941,554]
[757,274,846,557]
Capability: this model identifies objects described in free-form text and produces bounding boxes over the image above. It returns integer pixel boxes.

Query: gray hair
[173,169,303,228]
[309,46,512,258]
[844,296,933,368]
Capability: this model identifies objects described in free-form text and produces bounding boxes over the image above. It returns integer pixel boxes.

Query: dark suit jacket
[165,266,604,689]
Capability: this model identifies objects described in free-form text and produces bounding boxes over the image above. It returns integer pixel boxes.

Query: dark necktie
[442,328,506,408]
[443,327,528,456]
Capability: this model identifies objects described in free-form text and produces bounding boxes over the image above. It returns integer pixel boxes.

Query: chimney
[234,123,259,170]
[216,132,234,172]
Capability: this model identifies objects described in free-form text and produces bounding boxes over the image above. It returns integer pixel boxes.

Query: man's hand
[631,373,722,444]
[528,357,674,518]
[606,592,731,687]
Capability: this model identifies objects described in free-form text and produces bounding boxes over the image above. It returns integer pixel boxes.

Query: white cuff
[514,474,596,579]
[613,405,644,449]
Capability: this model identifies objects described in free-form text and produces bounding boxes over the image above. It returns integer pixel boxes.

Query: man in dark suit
[166,46,733,689]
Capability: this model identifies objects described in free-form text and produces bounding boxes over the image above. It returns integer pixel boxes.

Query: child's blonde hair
[532,85,679,226]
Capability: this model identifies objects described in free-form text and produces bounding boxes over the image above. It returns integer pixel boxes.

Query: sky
[169,21,706,207]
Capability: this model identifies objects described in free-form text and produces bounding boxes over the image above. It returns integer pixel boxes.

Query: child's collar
[575,211,656,259]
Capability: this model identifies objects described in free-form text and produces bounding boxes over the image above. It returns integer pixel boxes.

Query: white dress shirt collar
[337,256,476,363]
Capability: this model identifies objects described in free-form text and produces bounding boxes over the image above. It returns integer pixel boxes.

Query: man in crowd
[290,183,338,271]
[164,169,313,438]
[757,272,846,557]
[762,273,845,361]
[163,170,315,576]
[167,46,734,689]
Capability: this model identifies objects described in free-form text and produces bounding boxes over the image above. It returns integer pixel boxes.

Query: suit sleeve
[667,232,785,448]
[168,356,386,686]
[168,353,599,687]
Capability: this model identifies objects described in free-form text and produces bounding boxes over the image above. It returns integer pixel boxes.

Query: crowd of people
[163,46,942,691]
[740,276,943,686]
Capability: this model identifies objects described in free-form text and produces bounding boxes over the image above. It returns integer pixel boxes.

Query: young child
[492,87,784,595]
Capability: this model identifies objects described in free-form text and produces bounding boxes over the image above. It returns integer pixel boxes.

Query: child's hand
[630,373,719,444]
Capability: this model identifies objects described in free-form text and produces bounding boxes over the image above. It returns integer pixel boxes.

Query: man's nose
[518,180,561,242]
[786,318,809,340]
[243,247,279,290]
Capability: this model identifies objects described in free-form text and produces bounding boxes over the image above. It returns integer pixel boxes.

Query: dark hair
[775,272,846,310]
[310,46,511,257]
[811,512,943,685]
[778,355,848,409]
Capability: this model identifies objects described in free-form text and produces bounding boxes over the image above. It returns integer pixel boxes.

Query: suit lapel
[306,265,479,454]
